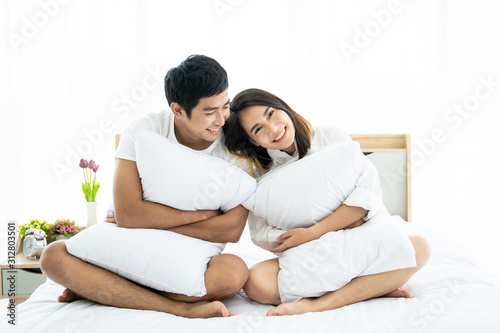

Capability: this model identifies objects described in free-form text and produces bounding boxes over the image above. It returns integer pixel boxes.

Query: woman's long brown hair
[223,88,313,176]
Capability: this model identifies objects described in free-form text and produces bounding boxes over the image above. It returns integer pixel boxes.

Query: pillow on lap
[66,126,256,297]
[242,141,416,302]
[276,215,416,303]
[243,140,362,230]
[66,223,225,297]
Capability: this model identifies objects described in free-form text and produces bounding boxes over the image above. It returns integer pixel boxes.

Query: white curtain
[1,0,499,275]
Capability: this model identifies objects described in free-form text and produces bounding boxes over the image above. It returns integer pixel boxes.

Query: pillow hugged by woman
[223,88,431,316]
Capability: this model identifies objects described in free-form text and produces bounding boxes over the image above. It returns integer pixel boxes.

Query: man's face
[176,90,230,147]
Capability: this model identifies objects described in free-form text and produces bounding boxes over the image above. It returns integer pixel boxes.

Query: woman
[223,88,431,316]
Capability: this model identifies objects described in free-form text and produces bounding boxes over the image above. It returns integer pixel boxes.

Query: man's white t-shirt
[115,110,238,165]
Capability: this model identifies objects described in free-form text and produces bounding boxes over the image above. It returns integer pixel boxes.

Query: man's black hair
[164,55,228,118]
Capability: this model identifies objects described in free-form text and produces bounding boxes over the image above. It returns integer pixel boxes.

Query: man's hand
[167,205,248,243]
[344,218,366,229]
[105,211,116,223]
[269,227,319,253]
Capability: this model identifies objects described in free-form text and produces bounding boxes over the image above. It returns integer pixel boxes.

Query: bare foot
[267,298,315,316]
[184,300,232,318]
[382,288,413,298]
[58,288,83,303]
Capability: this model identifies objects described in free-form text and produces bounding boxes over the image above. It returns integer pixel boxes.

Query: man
[41,55,249,318]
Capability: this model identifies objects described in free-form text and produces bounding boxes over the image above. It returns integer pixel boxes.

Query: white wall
[1,0,499,275]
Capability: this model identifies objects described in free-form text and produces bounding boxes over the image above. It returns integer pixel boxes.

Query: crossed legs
[40,241,248,318]
[243,235,431,316]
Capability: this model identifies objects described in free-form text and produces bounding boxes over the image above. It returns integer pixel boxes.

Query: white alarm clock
[23,227,47,260]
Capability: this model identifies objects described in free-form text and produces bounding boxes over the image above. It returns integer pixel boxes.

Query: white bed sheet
[2,218,500,333]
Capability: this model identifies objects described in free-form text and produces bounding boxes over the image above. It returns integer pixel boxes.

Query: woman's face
[239,105,296,155]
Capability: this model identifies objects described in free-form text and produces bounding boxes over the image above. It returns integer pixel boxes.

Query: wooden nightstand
[1,237,47,304]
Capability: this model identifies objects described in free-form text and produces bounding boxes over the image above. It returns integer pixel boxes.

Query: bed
[2,134,500,332]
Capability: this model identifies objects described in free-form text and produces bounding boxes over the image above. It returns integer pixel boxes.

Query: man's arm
[113,158,220,229]
[167,205,249,243]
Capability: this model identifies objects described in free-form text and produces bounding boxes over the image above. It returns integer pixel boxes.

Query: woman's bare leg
[243,258,281,305]
[267,235,431,316]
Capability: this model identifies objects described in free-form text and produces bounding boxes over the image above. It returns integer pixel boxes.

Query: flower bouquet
[17,219,50,238]
[48,219,83,240]
[80,159,100,202]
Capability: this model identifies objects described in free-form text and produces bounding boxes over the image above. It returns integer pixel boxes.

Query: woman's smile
[273,127,287,142]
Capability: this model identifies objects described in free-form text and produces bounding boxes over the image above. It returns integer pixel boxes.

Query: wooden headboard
[115,134,122,151]
[115,133,412,221]
[350,134,412,222]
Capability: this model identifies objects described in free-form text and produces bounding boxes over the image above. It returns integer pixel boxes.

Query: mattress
[2,217,500,333]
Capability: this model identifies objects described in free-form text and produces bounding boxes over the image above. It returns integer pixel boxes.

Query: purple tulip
[88,160,96,170]
[93,165,99,173]
[79,159,88,168]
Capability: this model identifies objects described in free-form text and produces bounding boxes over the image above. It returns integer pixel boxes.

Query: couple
[40,55,430,318]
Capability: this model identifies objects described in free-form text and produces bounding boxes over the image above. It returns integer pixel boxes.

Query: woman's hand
[269,227,319,253]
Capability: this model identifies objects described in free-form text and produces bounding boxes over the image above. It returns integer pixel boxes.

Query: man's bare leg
[267,235,431,316]
[40,241,231,318]
[159,253,249,302]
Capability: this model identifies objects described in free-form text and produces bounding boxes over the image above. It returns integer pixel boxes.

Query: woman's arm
[271,149,384,252]
[342,153,384,220]
[269,204,367,252]
[113,158,220,229]
[248,212,287,251]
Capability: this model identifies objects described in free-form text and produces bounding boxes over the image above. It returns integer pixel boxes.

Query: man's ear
[171,102,185,118]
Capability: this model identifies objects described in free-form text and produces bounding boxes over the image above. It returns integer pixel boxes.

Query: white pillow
[66,127,256,297]
[66,223,225,297]
[241,141,416,302]
[276,214,416,303]
[243,140,362,230]
[135,126,256,213]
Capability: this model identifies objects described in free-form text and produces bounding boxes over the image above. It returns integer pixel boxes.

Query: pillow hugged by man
[41,55,253,319]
